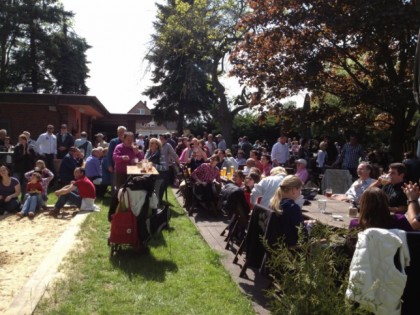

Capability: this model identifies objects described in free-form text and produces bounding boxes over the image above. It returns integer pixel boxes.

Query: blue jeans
[21,194,39,215]
[54,192,82,210]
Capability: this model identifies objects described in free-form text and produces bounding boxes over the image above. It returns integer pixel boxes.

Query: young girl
[269,175,313,247]
[17,172,43,218]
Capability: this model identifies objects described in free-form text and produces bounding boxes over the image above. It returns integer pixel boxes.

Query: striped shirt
[337,143,364,169]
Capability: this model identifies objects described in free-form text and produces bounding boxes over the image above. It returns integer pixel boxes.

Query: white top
[251,173,285,207]
[35,132,57,155]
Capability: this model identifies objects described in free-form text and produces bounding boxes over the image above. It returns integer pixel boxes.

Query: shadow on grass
[110,249,178,282]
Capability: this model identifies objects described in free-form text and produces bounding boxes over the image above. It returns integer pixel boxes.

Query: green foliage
[232,0,420,159]
[265,225,370,315]
[0,0,89,93]
[145,0,248,142]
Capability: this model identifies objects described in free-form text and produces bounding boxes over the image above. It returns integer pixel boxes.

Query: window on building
[139,109,145,115]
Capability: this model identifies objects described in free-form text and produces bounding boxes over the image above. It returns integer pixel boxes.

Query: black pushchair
[108,175,171,256]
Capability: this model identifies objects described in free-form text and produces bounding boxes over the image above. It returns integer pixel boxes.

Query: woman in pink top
[112,131,144,190]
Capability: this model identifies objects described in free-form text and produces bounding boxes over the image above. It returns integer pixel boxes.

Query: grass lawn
[35,189,256,315]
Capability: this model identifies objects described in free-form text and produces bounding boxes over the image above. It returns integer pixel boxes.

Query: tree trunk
[389,116,406,161]
[177,101,185,136]
[30,24,38,92]
[211,58,233,147]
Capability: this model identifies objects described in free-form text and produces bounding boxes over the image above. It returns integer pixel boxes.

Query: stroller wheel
[110,244,118,257]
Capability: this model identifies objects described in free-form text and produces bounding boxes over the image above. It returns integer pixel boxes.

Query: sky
[61,0,158,113]
[61,0,304,114]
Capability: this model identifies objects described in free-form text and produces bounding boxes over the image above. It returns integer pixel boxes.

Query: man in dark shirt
[56,124,74,159]
[370,162,407,213]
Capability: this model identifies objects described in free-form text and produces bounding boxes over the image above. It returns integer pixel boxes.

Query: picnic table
[302,195,354,229]
[126,165,159,175]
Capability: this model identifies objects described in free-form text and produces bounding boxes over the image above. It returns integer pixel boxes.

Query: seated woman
[261,154,273,177]
[145,138,166,202]
[269,175,313,247]
[24,160,54,210]
[244,171,261,210]
[0,165,21,215]
[190,154,221,213]
[185,138,207,172]
[349,187,418,231]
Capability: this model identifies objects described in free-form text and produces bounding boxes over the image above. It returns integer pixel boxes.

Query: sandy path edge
[4,211,91,315]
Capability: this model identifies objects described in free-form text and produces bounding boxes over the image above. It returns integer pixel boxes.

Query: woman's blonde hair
[269,175,303,213]
[148,138,162,150]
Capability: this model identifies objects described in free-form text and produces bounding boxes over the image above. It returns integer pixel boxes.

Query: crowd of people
[2,123,420,248]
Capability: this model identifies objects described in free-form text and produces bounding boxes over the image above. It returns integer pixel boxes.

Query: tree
[144,0,216,135]
[231,0,420,159]
[0,0,89,94]
[145,0,249,145]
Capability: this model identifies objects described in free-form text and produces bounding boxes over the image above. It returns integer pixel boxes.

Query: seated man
[49,167,96,216]
[369,162,407,213]
[59,147,84,185]
[190,154,221,213]
[334,162,375,204]
[251,166,287,208]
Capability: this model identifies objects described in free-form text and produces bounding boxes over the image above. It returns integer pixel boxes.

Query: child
[17,172,44,218]
[24,160,54,210]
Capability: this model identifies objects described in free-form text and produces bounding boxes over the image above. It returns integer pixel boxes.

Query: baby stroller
[108,175,171,256]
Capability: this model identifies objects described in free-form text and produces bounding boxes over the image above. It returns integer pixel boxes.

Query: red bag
[109,191,139,247]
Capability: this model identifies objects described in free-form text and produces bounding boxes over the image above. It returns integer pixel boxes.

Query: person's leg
[5,199,20,214]
[115,173,127,192]
[0,199,5,215]
[159,171,170,202]
[28,195,38,213]
[64,192,82,208]
[21,195,30,215]
[54,194,71,210]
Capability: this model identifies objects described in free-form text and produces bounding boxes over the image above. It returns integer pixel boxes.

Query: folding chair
[219,183,250,250]
[235,202,291,278]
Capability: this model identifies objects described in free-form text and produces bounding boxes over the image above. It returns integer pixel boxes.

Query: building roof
[0,93,110,118]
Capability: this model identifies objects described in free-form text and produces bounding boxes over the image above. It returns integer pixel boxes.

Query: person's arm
[5,182,21,202]
[24,170,34,181]
[251,183,263,205]
[112,145,126,164]
[55,183,77,196]
[403,183,420,230]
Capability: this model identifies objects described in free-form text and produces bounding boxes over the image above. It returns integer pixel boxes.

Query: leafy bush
[264,224,370,315]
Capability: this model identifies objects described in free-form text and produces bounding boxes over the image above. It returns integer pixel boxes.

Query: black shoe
[49,209,60,217]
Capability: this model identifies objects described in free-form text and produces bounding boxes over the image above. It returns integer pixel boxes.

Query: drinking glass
[325,187,333,198]
[380,174,391,186]
[317,199,327,214]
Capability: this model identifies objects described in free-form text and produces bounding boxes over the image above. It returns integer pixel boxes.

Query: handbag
[109,191,139,247]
